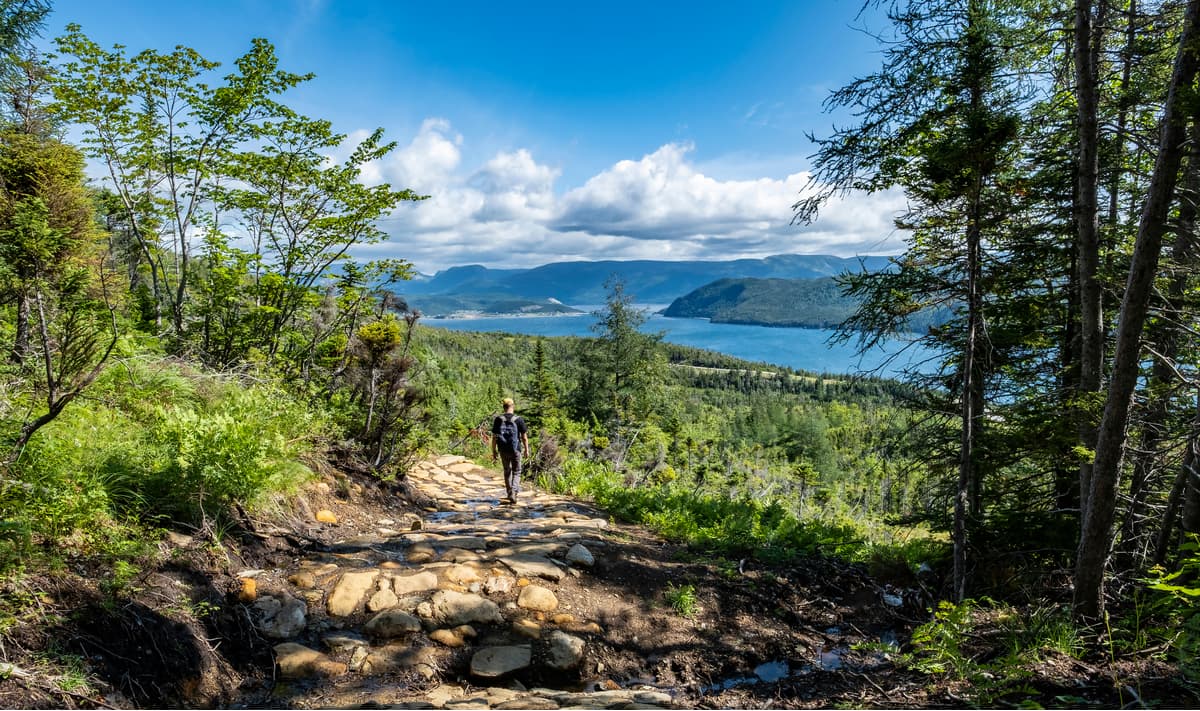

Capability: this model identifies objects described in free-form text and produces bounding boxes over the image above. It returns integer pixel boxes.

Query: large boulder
[364,609,423,638]
[427,590,503,626]
[327,570,379,617]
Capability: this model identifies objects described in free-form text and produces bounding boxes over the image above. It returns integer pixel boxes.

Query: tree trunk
[1073,0,1200,622]
[1075,0,1107,514]
[10,290,30,365]
[955,199,984,603]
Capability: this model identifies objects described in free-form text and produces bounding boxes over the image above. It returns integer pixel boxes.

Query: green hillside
[663,276,950,332]
[662,277,855,327]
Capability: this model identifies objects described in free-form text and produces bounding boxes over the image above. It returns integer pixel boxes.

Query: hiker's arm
[521,431,530,455]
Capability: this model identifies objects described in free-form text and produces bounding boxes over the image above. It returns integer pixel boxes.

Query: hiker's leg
[500,452,516,500]
[511,450,522,497]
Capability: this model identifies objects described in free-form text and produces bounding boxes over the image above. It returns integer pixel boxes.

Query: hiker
[491,397,530,503]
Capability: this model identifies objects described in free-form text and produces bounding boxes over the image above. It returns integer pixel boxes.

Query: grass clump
[665,582,698,617]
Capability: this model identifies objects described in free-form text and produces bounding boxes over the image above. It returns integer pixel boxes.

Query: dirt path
[244,455,925,709]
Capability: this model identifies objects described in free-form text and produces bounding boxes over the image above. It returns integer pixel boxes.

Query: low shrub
[144,381,323,518]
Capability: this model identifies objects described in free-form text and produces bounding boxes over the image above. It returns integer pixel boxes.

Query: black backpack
[495,414,521,452]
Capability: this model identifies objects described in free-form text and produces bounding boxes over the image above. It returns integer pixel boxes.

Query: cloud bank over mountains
[362,118,906,273]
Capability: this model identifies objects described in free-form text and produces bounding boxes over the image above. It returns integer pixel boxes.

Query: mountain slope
[662,277,856,328]
[400,254,892,304]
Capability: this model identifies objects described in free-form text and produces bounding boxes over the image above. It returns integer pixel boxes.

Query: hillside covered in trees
[1,0,1200,707]
[661,275,948,331]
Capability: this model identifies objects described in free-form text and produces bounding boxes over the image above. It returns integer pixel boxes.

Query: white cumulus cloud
[363,120,905,272]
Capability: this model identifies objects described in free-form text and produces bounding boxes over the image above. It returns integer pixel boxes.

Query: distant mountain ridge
[399,254,892,304]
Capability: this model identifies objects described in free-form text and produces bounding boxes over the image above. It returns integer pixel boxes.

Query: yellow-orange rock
[316,509,338,524]
[238,577,257,602]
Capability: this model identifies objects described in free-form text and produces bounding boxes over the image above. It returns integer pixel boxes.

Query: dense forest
[1,0,1200,706]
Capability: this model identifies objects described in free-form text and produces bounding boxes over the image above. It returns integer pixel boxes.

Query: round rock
[517,585,559,612]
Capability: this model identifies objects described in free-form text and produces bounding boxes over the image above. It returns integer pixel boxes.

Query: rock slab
[470,645,532,678]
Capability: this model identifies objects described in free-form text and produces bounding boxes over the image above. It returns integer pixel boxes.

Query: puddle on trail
[700,629,901,694]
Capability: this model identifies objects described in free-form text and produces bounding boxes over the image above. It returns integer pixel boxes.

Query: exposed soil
[0,455,1197,709]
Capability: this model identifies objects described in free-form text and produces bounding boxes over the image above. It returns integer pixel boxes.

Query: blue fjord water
[422,306,929,379]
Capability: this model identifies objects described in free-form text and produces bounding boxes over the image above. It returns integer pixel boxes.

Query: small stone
[470,646,532,678]
[546,631,584,668]
[441,548,482,563]
[316,509,338,524]
[253,594,307,639]
[512,618,541,639]
[166,531,194,548]
[288,572,316,589]
[367,586,399,612]
[445,564,482,584]
[430,628,467,647]
[379,518,395,526]
[517,585,558,612]
[322,631,367,652]
[454,624,478,638]
[348,645,369,672]
[483,575,515,595]
[238,577,258,603]
[565,544,594,568]
[552,613,576,625]
[315,482,331,494]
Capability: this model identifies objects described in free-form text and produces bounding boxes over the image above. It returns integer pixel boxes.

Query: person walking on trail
[491,397,530,504]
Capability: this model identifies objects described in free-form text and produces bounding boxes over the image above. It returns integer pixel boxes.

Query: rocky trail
[238,455,928,709]
[5,454,1186,709]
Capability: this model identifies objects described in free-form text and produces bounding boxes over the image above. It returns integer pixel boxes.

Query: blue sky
[44,0,907,274]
